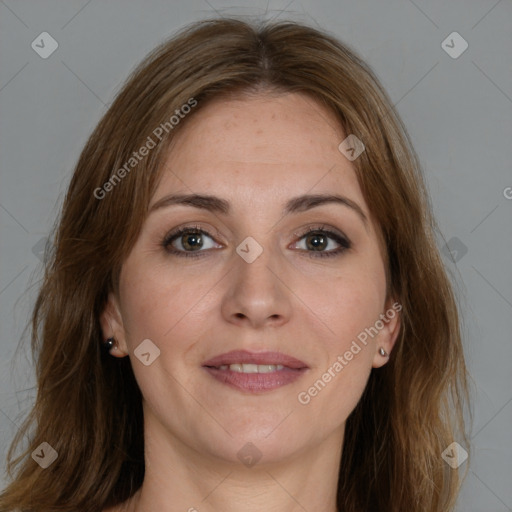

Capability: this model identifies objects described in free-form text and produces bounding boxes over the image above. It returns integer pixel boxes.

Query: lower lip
[203,367,307,392]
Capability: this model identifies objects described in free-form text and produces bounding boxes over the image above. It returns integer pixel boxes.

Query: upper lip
[202,350,308,369]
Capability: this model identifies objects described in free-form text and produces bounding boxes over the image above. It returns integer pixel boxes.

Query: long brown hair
[0,18,469,512]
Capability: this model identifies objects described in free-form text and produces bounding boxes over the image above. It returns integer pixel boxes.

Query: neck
[125,411,343,512]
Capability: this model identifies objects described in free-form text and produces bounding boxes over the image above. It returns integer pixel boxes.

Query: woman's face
[102,92,400,465]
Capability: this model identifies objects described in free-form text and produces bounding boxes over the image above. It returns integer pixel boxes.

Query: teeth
[217,363,285,373]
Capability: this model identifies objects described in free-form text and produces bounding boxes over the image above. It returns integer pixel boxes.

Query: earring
[378,347,388,357]
[102,337,115,352]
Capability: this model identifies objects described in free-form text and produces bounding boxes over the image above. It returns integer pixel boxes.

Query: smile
[202,350,309,392]
[215,363,284,373]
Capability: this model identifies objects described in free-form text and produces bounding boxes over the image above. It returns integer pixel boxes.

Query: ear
[371,298,402,368]
[99,292,129,357]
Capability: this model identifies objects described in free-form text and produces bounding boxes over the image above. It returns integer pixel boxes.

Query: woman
[0,18,469,512]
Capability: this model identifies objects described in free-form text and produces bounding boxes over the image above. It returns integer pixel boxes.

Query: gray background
[1,0,511,510]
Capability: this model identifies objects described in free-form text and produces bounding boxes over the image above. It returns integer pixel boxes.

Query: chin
[191,416,311,467]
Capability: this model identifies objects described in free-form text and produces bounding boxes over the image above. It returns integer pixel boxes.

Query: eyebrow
[149,193,368,226]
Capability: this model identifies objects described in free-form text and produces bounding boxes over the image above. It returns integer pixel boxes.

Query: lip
[202,350,308,369]
[202,350,309,393]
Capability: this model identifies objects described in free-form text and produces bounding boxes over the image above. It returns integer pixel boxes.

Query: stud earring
[102,337,115,352]
[378,347,388,357]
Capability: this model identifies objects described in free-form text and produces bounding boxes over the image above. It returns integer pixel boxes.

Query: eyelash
[161,224,351,259]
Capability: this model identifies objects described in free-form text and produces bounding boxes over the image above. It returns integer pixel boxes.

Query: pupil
[183,232,202,251]
[307,233,326,251]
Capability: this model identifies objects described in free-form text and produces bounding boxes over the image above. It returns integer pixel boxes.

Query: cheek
[297,283,377,422]
[312,261,386,347]
[118,259,218,348]
[295,258,384,409]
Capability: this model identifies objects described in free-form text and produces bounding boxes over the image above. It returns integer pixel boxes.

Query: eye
[162,226,221,257]
[162,224,351,259]
[292,226,351,258]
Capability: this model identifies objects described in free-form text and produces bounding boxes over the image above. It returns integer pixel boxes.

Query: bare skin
[101,92,400,512]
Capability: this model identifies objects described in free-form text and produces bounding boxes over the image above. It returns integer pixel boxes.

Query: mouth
[213,363,287,373]
[202,350,309,392]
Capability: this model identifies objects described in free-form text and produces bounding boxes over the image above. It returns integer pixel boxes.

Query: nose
[220,243,293,330]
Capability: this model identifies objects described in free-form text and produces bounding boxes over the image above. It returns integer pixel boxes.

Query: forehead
[155,92,364,209]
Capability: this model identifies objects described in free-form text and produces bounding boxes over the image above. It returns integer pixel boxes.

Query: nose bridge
[221,237,292,328]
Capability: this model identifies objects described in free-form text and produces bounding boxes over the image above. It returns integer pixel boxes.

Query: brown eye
[293,227,351,258]
[305,232,328,251]
[179,231,204,251]
[163,227,221,257]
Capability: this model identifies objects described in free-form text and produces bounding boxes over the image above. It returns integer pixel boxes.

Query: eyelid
[163,223,224,244]
[293,224,348,241]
